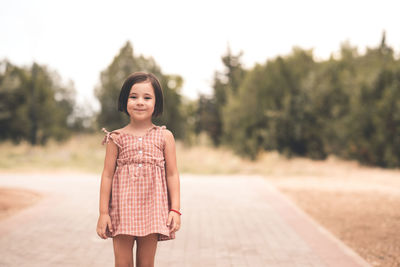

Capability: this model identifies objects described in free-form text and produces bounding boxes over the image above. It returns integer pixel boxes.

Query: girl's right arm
[97,137,119,239]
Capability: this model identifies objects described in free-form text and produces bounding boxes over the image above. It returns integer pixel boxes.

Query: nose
[137,97,144,105]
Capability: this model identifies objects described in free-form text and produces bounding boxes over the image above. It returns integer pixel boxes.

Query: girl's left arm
[164,129,180,211]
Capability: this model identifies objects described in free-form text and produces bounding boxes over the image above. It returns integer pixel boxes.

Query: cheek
[127,99,134,108]
[146,99,156,109]
[126,100,135,115]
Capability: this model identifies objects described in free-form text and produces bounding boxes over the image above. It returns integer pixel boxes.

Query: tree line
[1,35,399,168]
[196,33,400,168]
[0,61,76,144]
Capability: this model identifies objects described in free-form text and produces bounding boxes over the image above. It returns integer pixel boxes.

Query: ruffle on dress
[101,128,122,148]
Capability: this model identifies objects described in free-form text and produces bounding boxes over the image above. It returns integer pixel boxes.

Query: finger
[97,227,105,239]
[176,218,181,231]
[167,213,173,227]
[101,227,108,239]
[173,217,180,231]
[108,221,113,233]
[98,230,104,239]
[175,222,180,232]
[100,230,105,239]
[171,220,178,233]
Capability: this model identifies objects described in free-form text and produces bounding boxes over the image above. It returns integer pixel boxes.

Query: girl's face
[127,81,156,121]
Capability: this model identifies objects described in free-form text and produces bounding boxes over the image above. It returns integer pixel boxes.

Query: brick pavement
[0,173,371,267]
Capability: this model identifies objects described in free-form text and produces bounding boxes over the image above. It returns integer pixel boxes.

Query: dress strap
[101,128,122,148]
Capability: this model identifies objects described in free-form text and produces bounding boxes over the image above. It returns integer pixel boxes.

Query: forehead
[129,81,154,95]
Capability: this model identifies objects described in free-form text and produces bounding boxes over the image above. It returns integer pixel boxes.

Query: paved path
[0,173,370,267]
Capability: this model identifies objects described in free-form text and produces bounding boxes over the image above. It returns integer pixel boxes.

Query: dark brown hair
[118,72,163,117]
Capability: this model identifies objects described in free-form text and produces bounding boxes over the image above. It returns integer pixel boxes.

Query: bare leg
[113,234,135,267]
[135,233,158,267]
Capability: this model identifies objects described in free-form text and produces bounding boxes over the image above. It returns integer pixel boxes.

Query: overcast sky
[1,0,399,110]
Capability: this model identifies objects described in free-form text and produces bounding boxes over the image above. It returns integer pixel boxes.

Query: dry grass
[0,132,301,175]
[1,133,400,266]
[0,134,108,174]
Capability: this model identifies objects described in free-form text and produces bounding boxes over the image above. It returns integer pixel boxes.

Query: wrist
[169,208,182,215]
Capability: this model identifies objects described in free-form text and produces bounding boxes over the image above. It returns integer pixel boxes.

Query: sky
[1,0,399,111]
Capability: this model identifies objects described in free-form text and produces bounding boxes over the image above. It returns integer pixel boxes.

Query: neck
[128,118,154,130]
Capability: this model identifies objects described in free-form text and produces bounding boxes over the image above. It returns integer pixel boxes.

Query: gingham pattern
[102,124,175,241]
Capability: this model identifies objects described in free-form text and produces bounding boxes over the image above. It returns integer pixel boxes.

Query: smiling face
[126,81,156,121]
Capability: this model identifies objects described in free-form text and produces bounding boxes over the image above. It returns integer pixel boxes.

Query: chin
[132,115,151,121]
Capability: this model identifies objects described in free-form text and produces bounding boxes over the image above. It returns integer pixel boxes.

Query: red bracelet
[170,209,182,215]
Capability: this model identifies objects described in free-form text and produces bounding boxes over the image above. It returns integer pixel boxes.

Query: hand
[167,211,181,234]
[96,213,113,239]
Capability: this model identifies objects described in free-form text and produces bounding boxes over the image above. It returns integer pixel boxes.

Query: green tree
[219,32,400,167]
[222,47,318,160]
[0,60,76,144]
[342,38,399,167]
[196,46,246,146]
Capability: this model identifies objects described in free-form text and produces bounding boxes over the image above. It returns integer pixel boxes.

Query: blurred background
[1,0,399,170]
[1,1,400,266]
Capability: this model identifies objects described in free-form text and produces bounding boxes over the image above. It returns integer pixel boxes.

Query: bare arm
[99,138,119,215]
[164,129,180,211]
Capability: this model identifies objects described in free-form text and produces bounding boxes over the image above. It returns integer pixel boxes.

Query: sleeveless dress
[101,124,175,241]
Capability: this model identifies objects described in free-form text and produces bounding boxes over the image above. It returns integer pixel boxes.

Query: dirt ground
[0,187,43,220]
[277,188,400,267]
[263,155,400,267]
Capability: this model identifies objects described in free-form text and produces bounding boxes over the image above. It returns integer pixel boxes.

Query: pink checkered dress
[101,124,175,241]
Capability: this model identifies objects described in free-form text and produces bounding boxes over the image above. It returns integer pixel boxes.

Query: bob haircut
[118,72,163,118]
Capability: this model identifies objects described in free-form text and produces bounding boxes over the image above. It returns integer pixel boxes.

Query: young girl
[96,72,181,267]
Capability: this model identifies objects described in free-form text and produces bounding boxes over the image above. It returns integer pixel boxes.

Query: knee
[114,253,133,267]
[115,259,133,267]
[137,261,154,267]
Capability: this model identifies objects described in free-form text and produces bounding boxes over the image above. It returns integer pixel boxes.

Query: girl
[96,72,181,267]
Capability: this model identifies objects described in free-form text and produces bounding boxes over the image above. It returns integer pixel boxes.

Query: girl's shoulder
[160,126,175,146]
[160,126,171,134]
[159,125,170,137]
